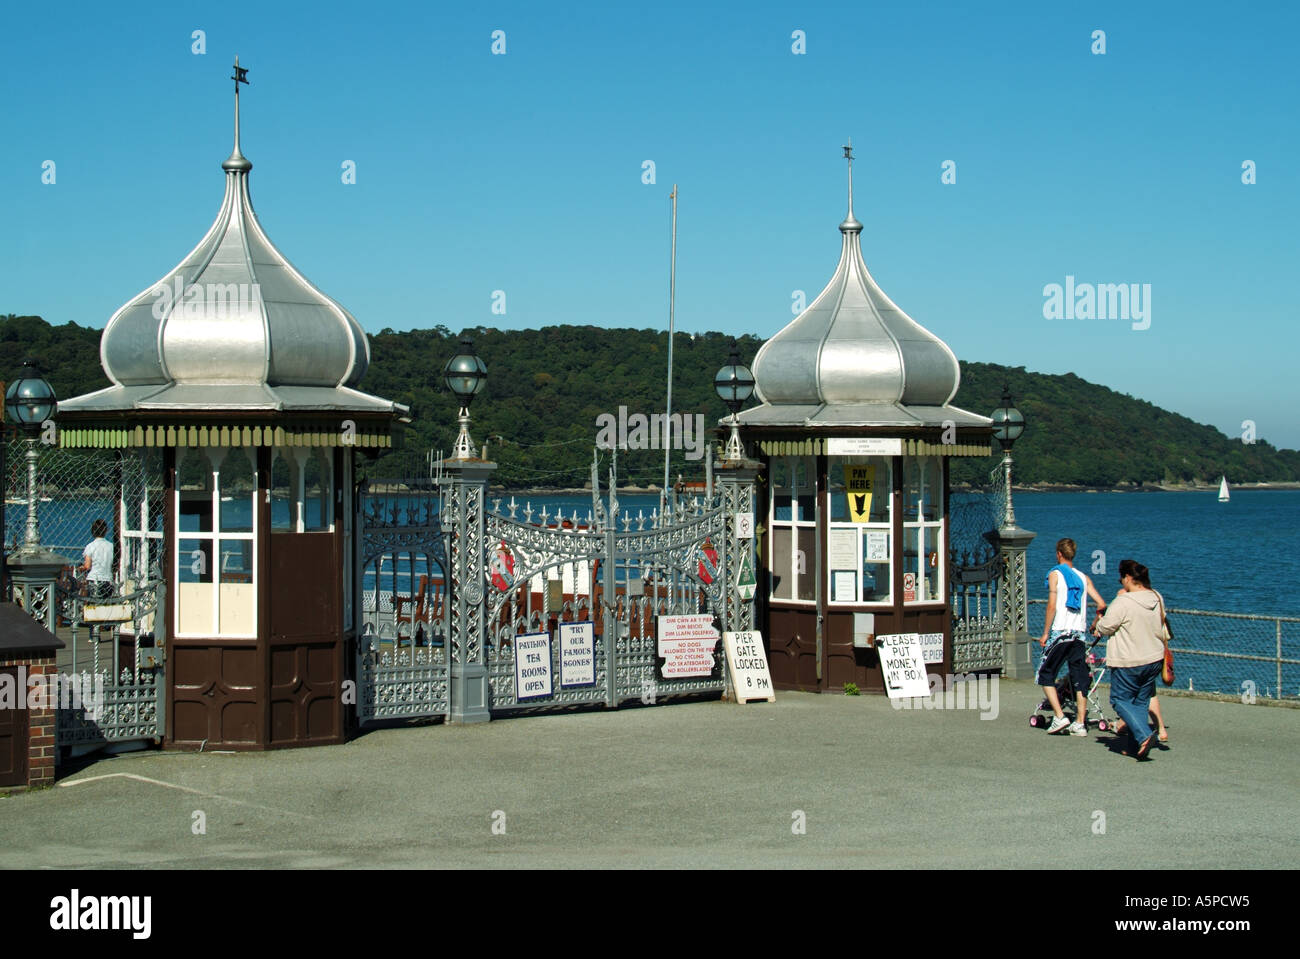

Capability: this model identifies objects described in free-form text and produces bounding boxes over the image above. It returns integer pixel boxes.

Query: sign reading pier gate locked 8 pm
[723,631,775,703]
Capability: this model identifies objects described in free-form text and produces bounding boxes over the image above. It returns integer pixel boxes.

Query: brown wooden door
[268,532,343,746]
[0,667,28,787]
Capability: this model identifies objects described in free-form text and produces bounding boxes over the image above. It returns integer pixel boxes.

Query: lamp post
[4,359,63,628]
[990,384,1025,529]
[714,340,755,462]
[987,383,1035,679]
[4,359,58,549]
[442,338,487,460]
[438,338,494,725]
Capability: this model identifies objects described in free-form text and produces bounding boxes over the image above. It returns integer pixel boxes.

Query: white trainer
[1047,715,1071,734]
[1069,722,1087,737]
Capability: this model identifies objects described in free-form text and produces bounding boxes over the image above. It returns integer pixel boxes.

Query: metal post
[715,457,758,636]
[662,184,678,507]
[995,523,1036,679]
[442,456,496,723]
[604,492,617,708]
[25,438,40,547]
[1001,450,1016,529]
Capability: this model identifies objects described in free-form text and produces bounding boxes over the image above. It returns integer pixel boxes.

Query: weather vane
[224,55,252,170]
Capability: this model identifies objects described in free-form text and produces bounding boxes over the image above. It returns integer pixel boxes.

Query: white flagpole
[663,184,677,511]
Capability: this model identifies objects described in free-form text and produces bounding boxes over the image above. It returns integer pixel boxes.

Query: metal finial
[223,55,252,173]
[840,138,862,234]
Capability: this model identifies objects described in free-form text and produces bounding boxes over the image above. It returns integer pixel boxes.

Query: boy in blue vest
[1037,538,1107,735]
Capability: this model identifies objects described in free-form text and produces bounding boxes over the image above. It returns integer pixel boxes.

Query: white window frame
[903,455,945,606]
[119,459,164,585]
[271,447,335,534]
[174,446,259,640]
[768,455,817,606]
[827,455,894,607]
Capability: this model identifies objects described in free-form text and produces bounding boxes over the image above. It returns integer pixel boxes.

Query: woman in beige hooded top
[1094,559,1166,759]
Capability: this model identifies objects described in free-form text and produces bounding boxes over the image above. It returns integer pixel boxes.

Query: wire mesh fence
[1029,599,1300,700]
[4,439,166,583]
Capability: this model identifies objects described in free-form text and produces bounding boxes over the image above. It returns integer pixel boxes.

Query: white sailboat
[1218,476,1230,502]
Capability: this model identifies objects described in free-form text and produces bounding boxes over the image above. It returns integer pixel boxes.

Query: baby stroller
[1029,634,1114,731]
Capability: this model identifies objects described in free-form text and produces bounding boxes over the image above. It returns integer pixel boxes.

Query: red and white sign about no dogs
[724,630,774,703]
[657,614,719,679]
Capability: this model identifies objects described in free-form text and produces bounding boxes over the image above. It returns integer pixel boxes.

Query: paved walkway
[2,680,1296,868]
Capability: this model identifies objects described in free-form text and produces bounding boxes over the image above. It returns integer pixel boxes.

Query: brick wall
[0,651,58,788]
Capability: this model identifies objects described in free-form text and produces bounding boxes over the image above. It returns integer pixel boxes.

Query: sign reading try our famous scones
[656,614,720,680]
[559,621,596,688]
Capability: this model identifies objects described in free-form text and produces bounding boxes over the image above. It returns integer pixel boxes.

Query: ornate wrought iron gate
[355,458,755,723]
[948,490,1006,673]
[354,481,450,724]
[950,552,1005,672]
[482,481,733,711]
[54,581,166,749]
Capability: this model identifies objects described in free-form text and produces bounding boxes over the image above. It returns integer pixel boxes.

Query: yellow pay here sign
[844,465,875,523]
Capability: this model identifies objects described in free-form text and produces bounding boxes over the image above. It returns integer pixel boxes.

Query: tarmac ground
[1,679,1296,869]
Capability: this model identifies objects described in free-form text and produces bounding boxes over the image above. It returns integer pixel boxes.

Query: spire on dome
[222,55,252,173]
[87,58,373,398]
[743,143,964,419]
[839,139,862,235]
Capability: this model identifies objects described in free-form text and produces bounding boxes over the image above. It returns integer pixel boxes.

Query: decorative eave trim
[757,438,993,458]
[56,420,395,450]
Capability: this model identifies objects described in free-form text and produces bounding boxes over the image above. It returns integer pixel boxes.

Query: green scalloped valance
[758,439,992,457]
[58,423,393,450]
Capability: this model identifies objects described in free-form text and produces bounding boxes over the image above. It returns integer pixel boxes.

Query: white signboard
[724,631,775,703]
[514,631,553,700]
[832,570,857,602]
[865,530,889,562]
[734,512,754,540]
[877,633,929,698]
[919,631,944,665]
[657,614,719,679]
[827,437,904,456]
[828,527,857,570]
[560,621,596,687]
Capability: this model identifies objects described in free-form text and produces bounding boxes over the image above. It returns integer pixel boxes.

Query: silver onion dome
[99,61,368,393]
[748,144,961,413]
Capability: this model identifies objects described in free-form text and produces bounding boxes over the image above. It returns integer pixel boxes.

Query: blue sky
[3,0,1297,448]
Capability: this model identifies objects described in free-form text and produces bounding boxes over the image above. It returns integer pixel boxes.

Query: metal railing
[1028,599,1300,700]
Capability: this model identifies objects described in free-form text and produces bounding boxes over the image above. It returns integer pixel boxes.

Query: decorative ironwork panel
[16,582,55,631]
[356,480,450,724]
[54,582,166,747]
[357,645,449,721]
[57,668,162,746]
[444,475,488,665]
[717,469,757,634]
[951,558,1005,673]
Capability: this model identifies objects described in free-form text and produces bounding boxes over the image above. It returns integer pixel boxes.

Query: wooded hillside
[4,314,1296,488]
